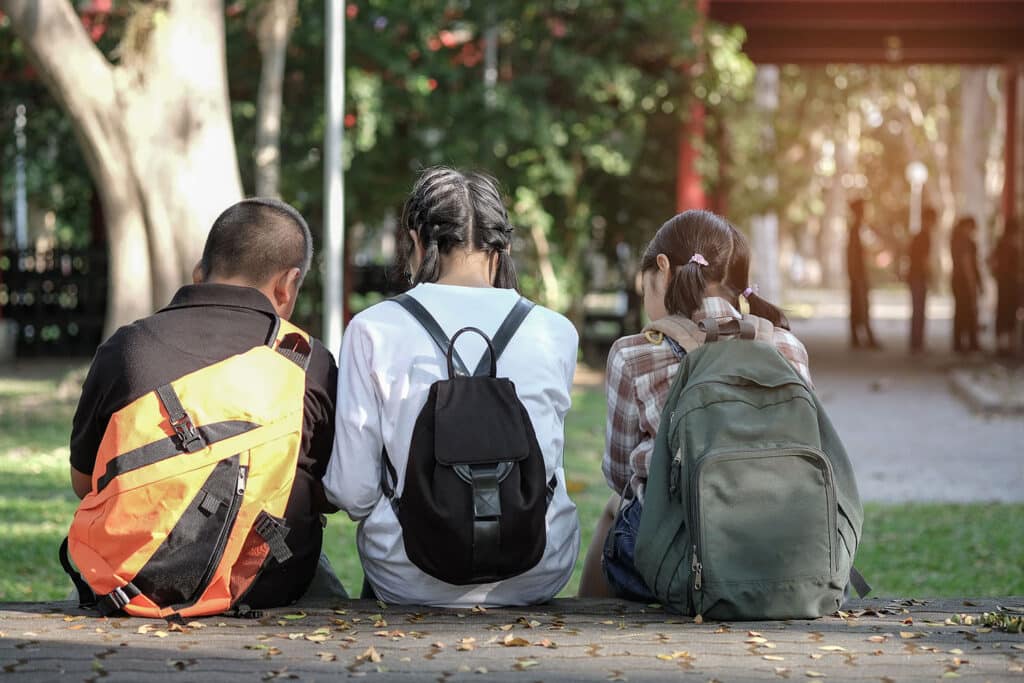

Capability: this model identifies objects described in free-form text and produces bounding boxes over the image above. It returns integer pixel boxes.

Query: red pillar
[1004,63,1018,225]
[677,103,707,212]
[676,0,709,213]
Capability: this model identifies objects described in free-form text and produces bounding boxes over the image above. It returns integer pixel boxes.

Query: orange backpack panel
[63,319,312,618]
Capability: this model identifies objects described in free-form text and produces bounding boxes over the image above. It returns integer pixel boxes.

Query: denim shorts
[601,496,657,603]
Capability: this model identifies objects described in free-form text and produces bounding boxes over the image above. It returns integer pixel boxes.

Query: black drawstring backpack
[381,294,556,585]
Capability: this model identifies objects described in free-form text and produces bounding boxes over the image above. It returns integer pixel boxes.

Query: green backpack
[634,316,866,620]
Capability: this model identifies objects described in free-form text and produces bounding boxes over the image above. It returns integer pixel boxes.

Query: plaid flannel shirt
[602,297,813,500]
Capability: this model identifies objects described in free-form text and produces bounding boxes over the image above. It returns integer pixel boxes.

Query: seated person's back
[323,167,580,607]
[69,199,337,610]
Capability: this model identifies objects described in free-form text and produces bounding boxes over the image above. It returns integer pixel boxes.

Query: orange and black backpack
[60,317,314,618]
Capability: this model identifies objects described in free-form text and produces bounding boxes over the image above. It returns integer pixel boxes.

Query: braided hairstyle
[640,209,790,329]
[397,166,518,289]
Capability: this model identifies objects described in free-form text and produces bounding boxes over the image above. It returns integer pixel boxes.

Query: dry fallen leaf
[746,636,769,645]
[656,650,694,662]
[694,614,704,625]
[899,631,924,639]
[774,666,791,678]
[513,658,539,670]
[763,655,785,661]
[818,645,847,652]
[316,652,336,662]
[607,670,628,681]
[534,638,557,649]
[867,636,887,643]
[456,637,476,651]
[356,646,382,663]
[502,634,531,647]
[805,671,826,678]
[748,631,763,637]
[809,653,823,660]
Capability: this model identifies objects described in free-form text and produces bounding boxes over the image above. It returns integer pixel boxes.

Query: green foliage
[223,0,738,311]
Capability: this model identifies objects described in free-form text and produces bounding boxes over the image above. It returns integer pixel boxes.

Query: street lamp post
[323,0,345,355]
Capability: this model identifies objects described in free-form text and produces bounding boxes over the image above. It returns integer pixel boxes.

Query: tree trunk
[2,0,243,337]
[254,0,297,198]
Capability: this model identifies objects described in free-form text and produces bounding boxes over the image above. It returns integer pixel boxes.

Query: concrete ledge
[2,597,1023,681]
[949,367,1024,415]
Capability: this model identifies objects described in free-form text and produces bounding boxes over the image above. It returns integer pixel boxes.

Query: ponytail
[412,235,442,285]
[493,249,518,290]
[666,260,710,319]
[743,289,791,330]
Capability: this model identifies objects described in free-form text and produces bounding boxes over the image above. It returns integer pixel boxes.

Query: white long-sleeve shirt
[323,283,581,606]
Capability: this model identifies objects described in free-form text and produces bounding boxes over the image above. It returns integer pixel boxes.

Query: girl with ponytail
[324,167,581,607]
[578,209,812,600]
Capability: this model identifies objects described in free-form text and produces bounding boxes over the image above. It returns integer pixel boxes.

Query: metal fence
[0,249,410,358]
[0,248,107,357]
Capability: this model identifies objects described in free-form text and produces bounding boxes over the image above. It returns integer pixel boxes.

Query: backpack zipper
[176,462,248,610]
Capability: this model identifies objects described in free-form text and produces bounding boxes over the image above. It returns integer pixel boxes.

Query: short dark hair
[200,198,313,285]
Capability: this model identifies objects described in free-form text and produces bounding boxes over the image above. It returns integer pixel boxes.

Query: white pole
[14,104,28,250]
[323,0,345,354]
[483,8,497,109]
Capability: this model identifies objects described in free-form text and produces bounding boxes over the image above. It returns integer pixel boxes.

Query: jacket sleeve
[322,317,385,521]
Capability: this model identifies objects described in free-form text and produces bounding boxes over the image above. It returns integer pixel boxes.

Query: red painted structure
[677,0,1024,226]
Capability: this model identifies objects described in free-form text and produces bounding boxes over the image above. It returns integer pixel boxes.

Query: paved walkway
[789,298,1024,503]
[1,597,1022,682]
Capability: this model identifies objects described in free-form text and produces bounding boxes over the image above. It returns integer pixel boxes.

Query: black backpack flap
[433,376,531,467]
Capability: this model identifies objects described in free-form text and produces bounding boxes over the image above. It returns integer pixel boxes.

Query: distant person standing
[950,216,983,353]
[988,217,1021,355]
[847,199,880,349]
[907,207,936,352]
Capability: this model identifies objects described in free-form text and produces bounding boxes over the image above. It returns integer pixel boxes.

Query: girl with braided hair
[323,167,581,606]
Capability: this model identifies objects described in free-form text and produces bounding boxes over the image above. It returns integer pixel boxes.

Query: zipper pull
[236,465,248,495]
[691,546,702,591]
[669,452,681,499]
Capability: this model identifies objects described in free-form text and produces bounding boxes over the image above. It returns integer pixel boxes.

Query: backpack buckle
[170,413,203,453]
[97,582,141,616]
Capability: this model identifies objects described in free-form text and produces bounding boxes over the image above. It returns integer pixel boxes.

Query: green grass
[1,366,1021,602]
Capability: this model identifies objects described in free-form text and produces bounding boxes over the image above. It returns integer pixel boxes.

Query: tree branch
[0,0,117,143]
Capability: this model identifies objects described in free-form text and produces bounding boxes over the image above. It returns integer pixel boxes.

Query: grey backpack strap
[472,297,535,376]
[849,566,871,598]
[392,294,470,376]
[699,317,721,342]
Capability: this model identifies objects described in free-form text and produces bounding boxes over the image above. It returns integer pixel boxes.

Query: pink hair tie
[689,253,709,267]
[742,284,759,299]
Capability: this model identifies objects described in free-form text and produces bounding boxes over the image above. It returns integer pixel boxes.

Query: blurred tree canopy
[3,0,752,331]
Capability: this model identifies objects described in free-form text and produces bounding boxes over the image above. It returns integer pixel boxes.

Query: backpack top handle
[448,327,498,378]
[699,316,757,343]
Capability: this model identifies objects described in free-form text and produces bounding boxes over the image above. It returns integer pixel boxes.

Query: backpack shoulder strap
[644,315,704,354]
[742,313,776,344]
[392,293,470,376]
[271,318,314,370]
[472,297,535,376]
